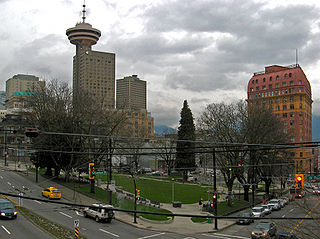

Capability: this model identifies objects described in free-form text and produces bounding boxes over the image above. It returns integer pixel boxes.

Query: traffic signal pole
[212,148,218,230]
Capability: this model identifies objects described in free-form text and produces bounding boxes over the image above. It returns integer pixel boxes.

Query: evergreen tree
[176,100,196,181]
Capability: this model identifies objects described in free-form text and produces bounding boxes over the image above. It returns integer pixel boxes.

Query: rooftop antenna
[296,49,299,66]
[82,0,86,23]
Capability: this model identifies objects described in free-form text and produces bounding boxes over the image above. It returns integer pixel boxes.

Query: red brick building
[247,64,313,173]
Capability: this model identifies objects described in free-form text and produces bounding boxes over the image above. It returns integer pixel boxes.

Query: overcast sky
[1,0,320,128]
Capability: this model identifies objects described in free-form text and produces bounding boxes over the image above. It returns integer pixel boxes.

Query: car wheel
[95,216,100,222]
[106,218,112,223]
[83,211,87,218]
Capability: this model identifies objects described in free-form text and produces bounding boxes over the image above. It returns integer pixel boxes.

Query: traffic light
[89,163,95,179]
[136,189,141,199]
[212,192,218,208]
[295,174,304,189]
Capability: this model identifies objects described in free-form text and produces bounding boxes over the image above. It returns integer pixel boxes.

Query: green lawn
[61,182,172,221]
[113,174,208,204]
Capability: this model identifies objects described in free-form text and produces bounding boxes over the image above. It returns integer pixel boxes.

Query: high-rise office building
[5,74,45,110]
[116,75,146,110]
[247,64,313,173]
[66,4,115,108]
[116,75,153,137]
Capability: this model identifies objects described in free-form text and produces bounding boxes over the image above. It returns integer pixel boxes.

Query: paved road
[219,193,320,238]
[3,164,318,239]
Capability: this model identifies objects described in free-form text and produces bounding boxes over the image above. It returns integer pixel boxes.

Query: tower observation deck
[66,3,101,50]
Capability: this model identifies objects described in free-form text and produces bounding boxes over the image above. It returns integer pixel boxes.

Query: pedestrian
[198,198,203,210]
[263,195,267,204]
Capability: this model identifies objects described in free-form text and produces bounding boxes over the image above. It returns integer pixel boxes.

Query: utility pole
[108,138,113,205]
[4,130,7,166]
[250,146,255,208]
[212,147,217,230]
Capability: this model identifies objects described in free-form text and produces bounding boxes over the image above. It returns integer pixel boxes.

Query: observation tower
[66,3,101,92]
[66,3,101,52]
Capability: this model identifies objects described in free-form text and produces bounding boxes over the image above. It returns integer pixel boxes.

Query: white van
[83,203,114,222]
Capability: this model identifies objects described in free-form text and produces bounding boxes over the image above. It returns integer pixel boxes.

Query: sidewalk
[4,163,236,234]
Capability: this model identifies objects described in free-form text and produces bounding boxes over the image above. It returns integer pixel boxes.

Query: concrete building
[116,109,154,138]
[247,64,313,174]
[66,4,115,109]
[0,91,6,110]
[116,75,153,138]
[116,75,146,110]
[5,74,45,110]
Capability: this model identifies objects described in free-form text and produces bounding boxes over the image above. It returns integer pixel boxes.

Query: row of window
[249,87,304,99]
[250,80,302,92]
[274,103,303,111]
[252,73,292,84]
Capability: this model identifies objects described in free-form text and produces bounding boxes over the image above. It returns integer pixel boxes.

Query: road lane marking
[34,200,42,204]
[75,210,81,216]
[1,225,11,234]
[99,228,119,237]
[202,233,249,239]
[138,232,166,239]
[7,182,11,186]
[290,208,294,212]
[59,212,72,218]
[0,176,3,179]
[282,214,286,218]
[290,199,320,234]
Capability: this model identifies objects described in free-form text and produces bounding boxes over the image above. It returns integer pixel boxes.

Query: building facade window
[290,104,294,109]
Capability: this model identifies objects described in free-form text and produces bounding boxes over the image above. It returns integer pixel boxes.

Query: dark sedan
[236,212,254,225]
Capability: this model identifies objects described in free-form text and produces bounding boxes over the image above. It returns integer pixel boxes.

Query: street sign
[95,170,108,175]
[307,175,320,181]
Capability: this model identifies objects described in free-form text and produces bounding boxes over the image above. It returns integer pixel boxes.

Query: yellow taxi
[41,187,62,199]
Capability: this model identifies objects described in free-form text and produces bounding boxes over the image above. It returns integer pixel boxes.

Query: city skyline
[1,0,320,129]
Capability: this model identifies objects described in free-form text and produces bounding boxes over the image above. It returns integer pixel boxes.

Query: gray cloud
[1,0,320,128]
[1,34,72,85]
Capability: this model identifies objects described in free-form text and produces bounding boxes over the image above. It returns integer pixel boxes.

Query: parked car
[0,198,18,219]
[261,204,272,215]
[278,232,301,238]
[83,203,114,223]
[41,187,62,199]
[251,207,265,218]
[236,212,254,225]
[251,221,277,239]
[268,199,281,211]
[290,188,305,198]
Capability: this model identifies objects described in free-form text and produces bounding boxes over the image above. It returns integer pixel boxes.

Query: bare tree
[153,133,177,175]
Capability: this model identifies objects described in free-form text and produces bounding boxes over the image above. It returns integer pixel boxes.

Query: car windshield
[256,223,270,230]
[0,202,14,209]
[269,200,278,203]
[240,213,250,217]
[252,208,261,212]
[52,190,60,193]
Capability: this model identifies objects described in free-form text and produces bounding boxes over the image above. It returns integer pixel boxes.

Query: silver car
[251,221,277,239]
[261,204,272,215]
[268,199,281,211]
[251,207,265,217]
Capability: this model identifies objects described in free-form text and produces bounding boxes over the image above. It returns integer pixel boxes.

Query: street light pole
[4,130,7,166]
[172,178,174,203]
[212,147,217,230]
[133,175,137,223]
